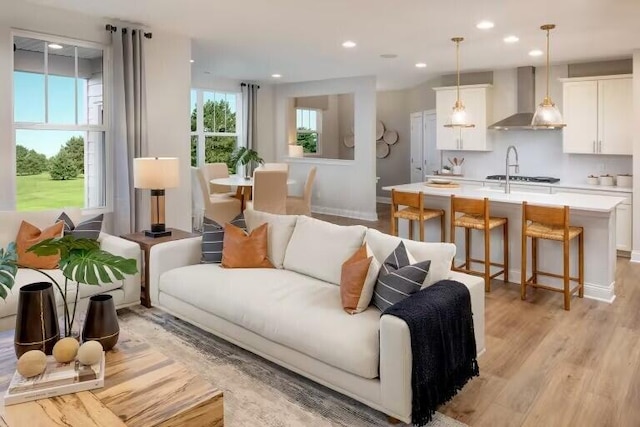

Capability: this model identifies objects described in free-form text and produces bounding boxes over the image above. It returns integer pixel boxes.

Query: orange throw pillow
[16,221,64,269]
[340,244,380,314]
[221,223,274,268]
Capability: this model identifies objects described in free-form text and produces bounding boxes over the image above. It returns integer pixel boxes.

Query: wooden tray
[424,182,460,188]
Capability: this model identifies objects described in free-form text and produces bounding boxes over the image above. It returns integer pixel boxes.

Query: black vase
[82,294,119,350]
[14,282,60,358]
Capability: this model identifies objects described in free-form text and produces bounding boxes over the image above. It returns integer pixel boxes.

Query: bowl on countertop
[599,175,615,186]
[616,174,632,187]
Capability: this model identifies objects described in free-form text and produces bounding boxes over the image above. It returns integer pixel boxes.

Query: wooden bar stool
[450,195,508,292]
[390,189,445,242]
[521,202,584,311]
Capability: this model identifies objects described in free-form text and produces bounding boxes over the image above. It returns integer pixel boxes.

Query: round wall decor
[376,121,385,140]
[343,134,355,148]
[376,141,390,159]
[383,130,398,145]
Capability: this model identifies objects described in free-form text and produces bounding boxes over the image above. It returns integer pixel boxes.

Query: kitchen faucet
[505,145,520,194]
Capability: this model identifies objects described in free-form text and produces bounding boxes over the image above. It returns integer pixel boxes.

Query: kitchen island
[382,182,627,303]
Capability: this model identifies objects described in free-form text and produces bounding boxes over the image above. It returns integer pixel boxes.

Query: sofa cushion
[0,268,123,319]
[0,209,83,250]
[159,265,381,378]
[244,209,297,269]
[283,216,366,285]
[372,242,430,312]
[340,244,381,315]
[365,229,455,287]
[221,223,274,269]
[16,221,65,269]
[57,212,104,240]
[201,219,225,264]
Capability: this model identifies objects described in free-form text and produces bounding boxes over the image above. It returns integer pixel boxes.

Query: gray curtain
[112,28,148,235]
[241,83,259,150]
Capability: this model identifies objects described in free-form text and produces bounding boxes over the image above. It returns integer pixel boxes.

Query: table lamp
[133,157,180,238]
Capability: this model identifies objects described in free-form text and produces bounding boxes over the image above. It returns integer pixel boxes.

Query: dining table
[210,174,296,210]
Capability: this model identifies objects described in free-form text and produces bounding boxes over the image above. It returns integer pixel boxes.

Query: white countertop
[424,175,633,194]
[382,182,627,212]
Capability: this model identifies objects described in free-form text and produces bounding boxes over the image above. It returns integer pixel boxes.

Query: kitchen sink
[474,187,553,196]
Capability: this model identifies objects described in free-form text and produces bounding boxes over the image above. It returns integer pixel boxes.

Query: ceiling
[15,36,103,59]
[21,0,640,89]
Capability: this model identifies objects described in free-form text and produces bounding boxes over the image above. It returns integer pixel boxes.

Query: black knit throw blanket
[383,280,479,426]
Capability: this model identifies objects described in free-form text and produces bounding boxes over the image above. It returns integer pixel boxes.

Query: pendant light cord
[546,28,550,100]
[456,39,460,103]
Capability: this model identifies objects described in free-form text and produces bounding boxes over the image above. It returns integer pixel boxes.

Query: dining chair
[196,168,241,225]
[286,167,316,216]
[248,169,288,214]
[261,163,289,173]
[200,163,235,196]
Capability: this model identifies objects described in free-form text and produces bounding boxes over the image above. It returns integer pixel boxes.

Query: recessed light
[476,21,495,30]
[529,49,544,57]
[503,35,519,43]
[380,53,398,59]
[48,43,63,49]
[190,59,194,63]
[342,40,357,48]
[271,74,282,78]
[415,63,427,68]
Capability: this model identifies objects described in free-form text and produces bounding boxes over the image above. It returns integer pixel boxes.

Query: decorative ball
[77,341,103,365]
[53,337,80,363]
[17,350,47,378]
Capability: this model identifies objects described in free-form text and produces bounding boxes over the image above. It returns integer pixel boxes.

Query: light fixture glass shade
[531,98,566,128]
[288,144,304,158]
[133,157,180,189]
[445,101,475,128]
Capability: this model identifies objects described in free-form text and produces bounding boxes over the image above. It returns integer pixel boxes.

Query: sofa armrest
[379,271,486,422]
[97,233,142,306]
[148,237,201,305]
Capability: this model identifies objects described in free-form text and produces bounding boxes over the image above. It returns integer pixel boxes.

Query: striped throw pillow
[201,214,246,264]
[57,212,103,240]
[372,242,430,312]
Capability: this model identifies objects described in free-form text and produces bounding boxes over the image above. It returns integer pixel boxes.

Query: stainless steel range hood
[489,66,560,131]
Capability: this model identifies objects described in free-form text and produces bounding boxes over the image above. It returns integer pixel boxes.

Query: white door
[423,112,439,177]
[599,78,633,155]
[410,112,424,182]
[562,81,598,154]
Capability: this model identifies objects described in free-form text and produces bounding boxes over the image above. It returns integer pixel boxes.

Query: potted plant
[230,147,264,179]
[0,236,138,338]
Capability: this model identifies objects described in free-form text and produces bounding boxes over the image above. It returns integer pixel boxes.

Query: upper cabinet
[434,85,493,151]
[561,75,632,155]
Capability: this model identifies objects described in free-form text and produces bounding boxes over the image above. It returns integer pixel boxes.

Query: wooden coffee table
[0,332,224,426]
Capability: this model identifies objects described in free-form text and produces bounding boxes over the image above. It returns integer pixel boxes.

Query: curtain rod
[105,24,152,39]
[241,83,261,89]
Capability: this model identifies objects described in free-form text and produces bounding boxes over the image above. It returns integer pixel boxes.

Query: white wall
[632,51,640,262]
[275,76,377,220]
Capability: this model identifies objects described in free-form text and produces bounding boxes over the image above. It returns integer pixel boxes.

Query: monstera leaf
[0,242,17,300]
[27,236,100,260]
[230,147,264,167]
[59,249,138,285]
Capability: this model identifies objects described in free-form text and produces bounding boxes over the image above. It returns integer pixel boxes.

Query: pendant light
[531,24,566,128]
[444,37,475,128]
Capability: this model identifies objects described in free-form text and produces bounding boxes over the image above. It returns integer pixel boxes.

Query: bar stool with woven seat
[521,202,584,311]
[390,189,445,242]
[450,195,508,292]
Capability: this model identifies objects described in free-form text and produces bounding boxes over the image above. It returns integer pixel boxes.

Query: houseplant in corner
[0,236,138,355]
[230,147,264,179]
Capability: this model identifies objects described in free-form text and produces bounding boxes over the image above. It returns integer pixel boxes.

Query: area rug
[118,307,467,427]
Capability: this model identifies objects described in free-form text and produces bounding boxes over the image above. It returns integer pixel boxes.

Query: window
[190,89,242,170]
[13,34,107,211]
[296,108,321,154]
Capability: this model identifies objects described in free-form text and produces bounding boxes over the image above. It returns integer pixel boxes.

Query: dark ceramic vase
[82,294,119,350]
[14,282,60,358]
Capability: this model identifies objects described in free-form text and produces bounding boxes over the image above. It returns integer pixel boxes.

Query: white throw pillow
[364,228,456,287]
[283,216,367,285]
[244,209,298,269]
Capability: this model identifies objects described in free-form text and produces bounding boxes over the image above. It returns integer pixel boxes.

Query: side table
[120,228,199,308]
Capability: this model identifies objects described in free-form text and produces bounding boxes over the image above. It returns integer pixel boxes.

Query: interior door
[410,112,424,182]
[423,112,439,177]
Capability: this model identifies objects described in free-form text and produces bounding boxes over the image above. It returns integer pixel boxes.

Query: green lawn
[17,173,84,211]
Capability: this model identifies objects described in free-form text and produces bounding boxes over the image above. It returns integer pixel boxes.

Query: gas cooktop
[485,175,560,183]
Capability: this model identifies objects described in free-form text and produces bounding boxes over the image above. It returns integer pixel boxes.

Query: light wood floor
[315,204,640,427]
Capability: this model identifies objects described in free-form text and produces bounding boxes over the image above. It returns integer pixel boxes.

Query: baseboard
[376,197,391,204]
[454,259,616,303]
[311,205,378,222]
[631,250,640,263]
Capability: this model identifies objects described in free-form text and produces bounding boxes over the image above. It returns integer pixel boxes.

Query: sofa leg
[387,416,402,424]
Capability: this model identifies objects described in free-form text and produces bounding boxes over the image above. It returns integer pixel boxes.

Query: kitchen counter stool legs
[521,202,584,310]
[390,189,445,242]
[450,195,509,292]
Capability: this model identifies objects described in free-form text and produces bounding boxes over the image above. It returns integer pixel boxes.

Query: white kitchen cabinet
[616,203,632,252]
[434,84,493,151]
[561,75,632,155]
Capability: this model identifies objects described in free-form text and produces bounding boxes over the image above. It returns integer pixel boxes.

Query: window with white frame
[296,108,321,154]
[13,33,107,211]
[190,89,242,170]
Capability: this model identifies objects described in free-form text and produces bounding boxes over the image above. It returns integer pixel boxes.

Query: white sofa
[148,212,485,424]
[0,209,142,331]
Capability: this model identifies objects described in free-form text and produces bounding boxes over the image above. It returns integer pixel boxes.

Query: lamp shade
[133,157,180,189]
[288,145,304,158]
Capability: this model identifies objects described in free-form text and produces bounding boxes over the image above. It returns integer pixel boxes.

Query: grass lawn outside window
[16,173,84,211]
